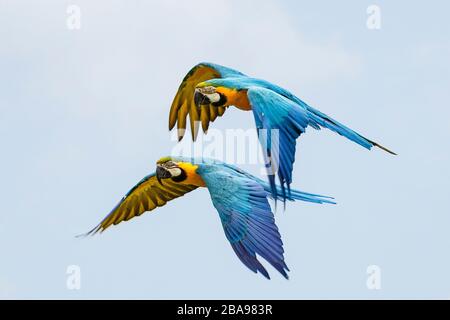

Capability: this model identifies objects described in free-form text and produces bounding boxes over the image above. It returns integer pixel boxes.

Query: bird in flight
[82,156,335,279]
[169,62,396,200]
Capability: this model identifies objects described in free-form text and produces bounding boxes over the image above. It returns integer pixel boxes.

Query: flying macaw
[169,62,396,200]
[83,156,335,279]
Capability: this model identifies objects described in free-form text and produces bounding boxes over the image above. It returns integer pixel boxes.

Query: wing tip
[75,224,102,238]
[257,265,271,280]
[177,128,186,142]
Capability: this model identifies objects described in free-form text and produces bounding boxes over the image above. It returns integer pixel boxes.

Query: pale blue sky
[0,0,449,299]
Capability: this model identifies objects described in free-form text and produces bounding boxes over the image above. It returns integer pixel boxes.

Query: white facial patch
[167,167,182,177]
[205,93,221,103]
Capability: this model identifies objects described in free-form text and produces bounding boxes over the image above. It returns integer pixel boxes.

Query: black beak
[156,166,172,185]
[194,91,210,106]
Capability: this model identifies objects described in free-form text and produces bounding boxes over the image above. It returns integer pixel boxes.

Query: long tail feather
[305,104,397,155]
[262,180,336,205]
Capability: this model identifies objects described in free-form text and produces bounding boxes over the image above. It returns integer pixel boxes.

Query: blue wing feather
[246,83,391,202]
[248,87,311,201]
[206,75,395,155]
[176,156,335,205]
[197,163,289,279]
[200,62,246,78]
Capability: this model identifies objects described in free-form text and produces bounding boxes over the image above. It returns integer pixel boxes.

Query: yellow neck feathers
[216,87,252,111]
[176,162,206,187]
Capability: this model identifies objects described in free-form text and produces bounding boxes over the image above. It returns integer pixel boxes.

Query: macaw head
[156,157,186,184]
[194,79,250,111]
[155,157,205,186]
[194,81,228,107]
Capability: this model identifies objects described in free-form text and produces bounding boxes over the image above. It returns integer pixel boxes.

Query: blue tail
[303,103,397,155]
[266,81,396,155]
[257,178,336,205]
[287,188,336,204]
[219,160,336,205]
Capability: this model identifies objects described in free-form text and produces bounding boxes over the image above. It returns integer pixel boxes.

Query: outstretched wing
[247,87,314,202]
[248,85,395,203]
[263,81,397,155]
[199,165,289,279]
[169,62,245,141]
[83,173,197,235]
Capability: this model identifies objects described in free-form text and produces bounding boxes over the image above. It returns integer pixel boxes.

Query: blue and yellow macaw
[169,63,396,199]
[84,156,334,279]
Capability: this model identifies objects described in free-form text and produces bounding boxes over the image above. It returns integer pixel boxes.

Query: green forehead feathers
[156,156,173,164]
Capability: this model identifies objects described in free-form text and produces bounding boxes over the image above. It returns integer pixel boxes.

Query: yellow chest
[177,162,206,187]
